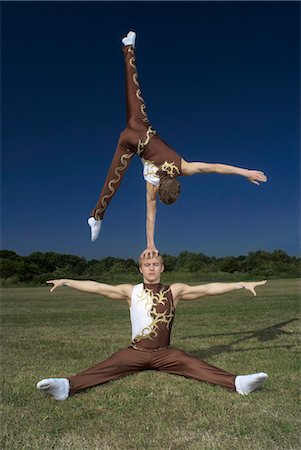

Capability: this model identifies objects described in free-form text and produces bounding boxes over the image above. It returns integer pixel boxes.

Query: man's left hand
[240,280,267,296]
[247,170,267,185]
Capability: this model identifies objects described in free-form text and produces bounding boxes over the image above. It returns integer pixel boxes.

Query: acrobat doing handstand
[88,31,267,257]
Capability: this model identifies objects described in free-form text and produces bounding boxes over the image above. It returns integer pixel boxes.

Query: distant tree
[0,250,20,260]
[87,259,99,267]
[176,251,210,272]
[109,261,127,273]
[161,254,177,272]
[26,252,56,272]
[218,256,240,273]
[100,257,124,271]
[0,259,17,279]
[74,258,87,275]
[125,259,139,273]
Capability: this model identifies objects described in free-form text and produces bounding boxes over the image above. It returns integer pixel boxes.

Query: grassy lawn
[1,279,300,449]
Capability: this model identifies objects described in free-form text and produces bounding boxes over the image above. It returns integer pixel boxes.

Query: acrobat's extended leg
[68,347,146,394]
[89,138,134,222]
[152,348,268,394]
[122,31,150,128]
[37,347,149,400]
[88,31,156,241]
[153,348,236,391]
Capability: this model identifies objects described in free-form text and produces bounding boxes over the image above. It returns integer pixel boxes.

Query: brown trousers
[68,347,236,395]
[92,46,149,220]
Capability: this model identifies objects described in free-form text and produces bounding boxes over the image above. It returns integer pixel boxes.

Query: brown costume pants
[92,46,149,220]
[68,347,236,395]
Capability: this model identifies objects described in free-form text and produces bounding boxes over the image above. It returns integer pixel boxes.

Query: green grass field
[1,279,300,449]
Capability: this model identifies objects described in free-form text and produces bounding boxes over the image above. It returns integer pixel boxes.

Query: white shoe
[88,217,102,242]
[122,31,136,47]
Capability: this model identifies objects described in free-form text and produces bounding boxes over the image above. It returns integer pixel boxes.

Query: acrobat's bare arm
[181,160,267,185]
[171,280,267,306]
[141,182,159,259]
[46,279,133,303]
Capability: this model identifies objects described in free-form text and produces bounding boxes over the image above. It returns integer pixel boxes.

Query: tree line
[0,249,300,287]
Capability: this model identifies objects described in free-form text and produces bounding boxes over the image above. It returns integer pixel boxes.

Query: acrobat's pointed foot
[122,31,136,47]
[88,217,102,242]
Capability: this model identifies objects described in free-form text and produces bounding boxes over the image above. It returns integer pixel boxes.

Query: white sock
[122,31,136,47]
[88,217,102,242]
[37,378,70,401]
[235,372,268,395]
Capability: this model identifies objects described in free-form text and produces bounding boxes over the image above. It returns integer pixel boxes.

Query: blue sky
[2,1,300,259]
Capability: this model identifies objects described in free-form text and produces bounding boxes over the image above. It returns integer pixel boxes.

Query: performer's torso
[130,283,175,350]
[119,126,182,180]
[143,134,182,177]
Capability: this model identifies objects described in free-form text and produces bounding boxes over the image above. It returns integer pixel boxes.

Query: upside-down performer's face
[139,255,164,284]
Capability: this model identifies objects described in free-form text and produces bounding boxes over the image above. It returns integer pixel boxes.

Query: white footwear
[235,372,268,395]
[122,31,136,48]
[37,378,70,401]
[88,217,102,242]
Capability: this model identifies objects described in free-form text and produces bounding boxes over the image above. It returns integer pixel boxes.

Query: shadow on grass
[183,318,299,359]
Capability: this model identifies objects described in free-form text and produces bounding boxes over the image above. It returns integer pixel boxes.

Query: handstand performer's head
[139,254,164,284]
[158,176,181,205]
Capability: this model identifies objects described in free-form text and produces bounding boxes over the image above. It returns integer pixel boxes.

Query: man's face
[139,256,164,283]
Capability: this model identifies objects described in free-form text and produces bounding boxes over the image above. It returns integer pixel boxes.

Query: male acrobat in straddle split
[37,254,268,401]
[88,31,267,258]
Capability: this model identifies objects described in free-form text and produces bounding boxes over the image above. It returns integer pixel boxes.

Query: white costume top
[130,283,153,341]
[142,159,160,187]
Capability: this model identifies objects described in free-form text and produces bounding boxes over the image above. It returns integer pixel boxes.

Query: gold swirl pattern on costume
[128,47,149,121]
[95,151,133,218]
[133,72,139,86]
[161,161,180,178]
[137,126,157,156]
[136,89,144,102]
[132,287,175,345]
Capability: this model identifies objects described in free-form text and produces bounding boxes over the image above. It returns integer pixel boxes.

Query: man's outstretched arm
[171,280,267,306]
[46,279,133,302]
[181,160,267,185]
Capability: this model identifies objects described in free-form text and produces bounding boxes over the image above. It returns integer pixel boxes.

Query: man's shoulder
[181,159,193,176]
[170,283,188,294]
[170,282,187,288]
[116,283,135,295]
